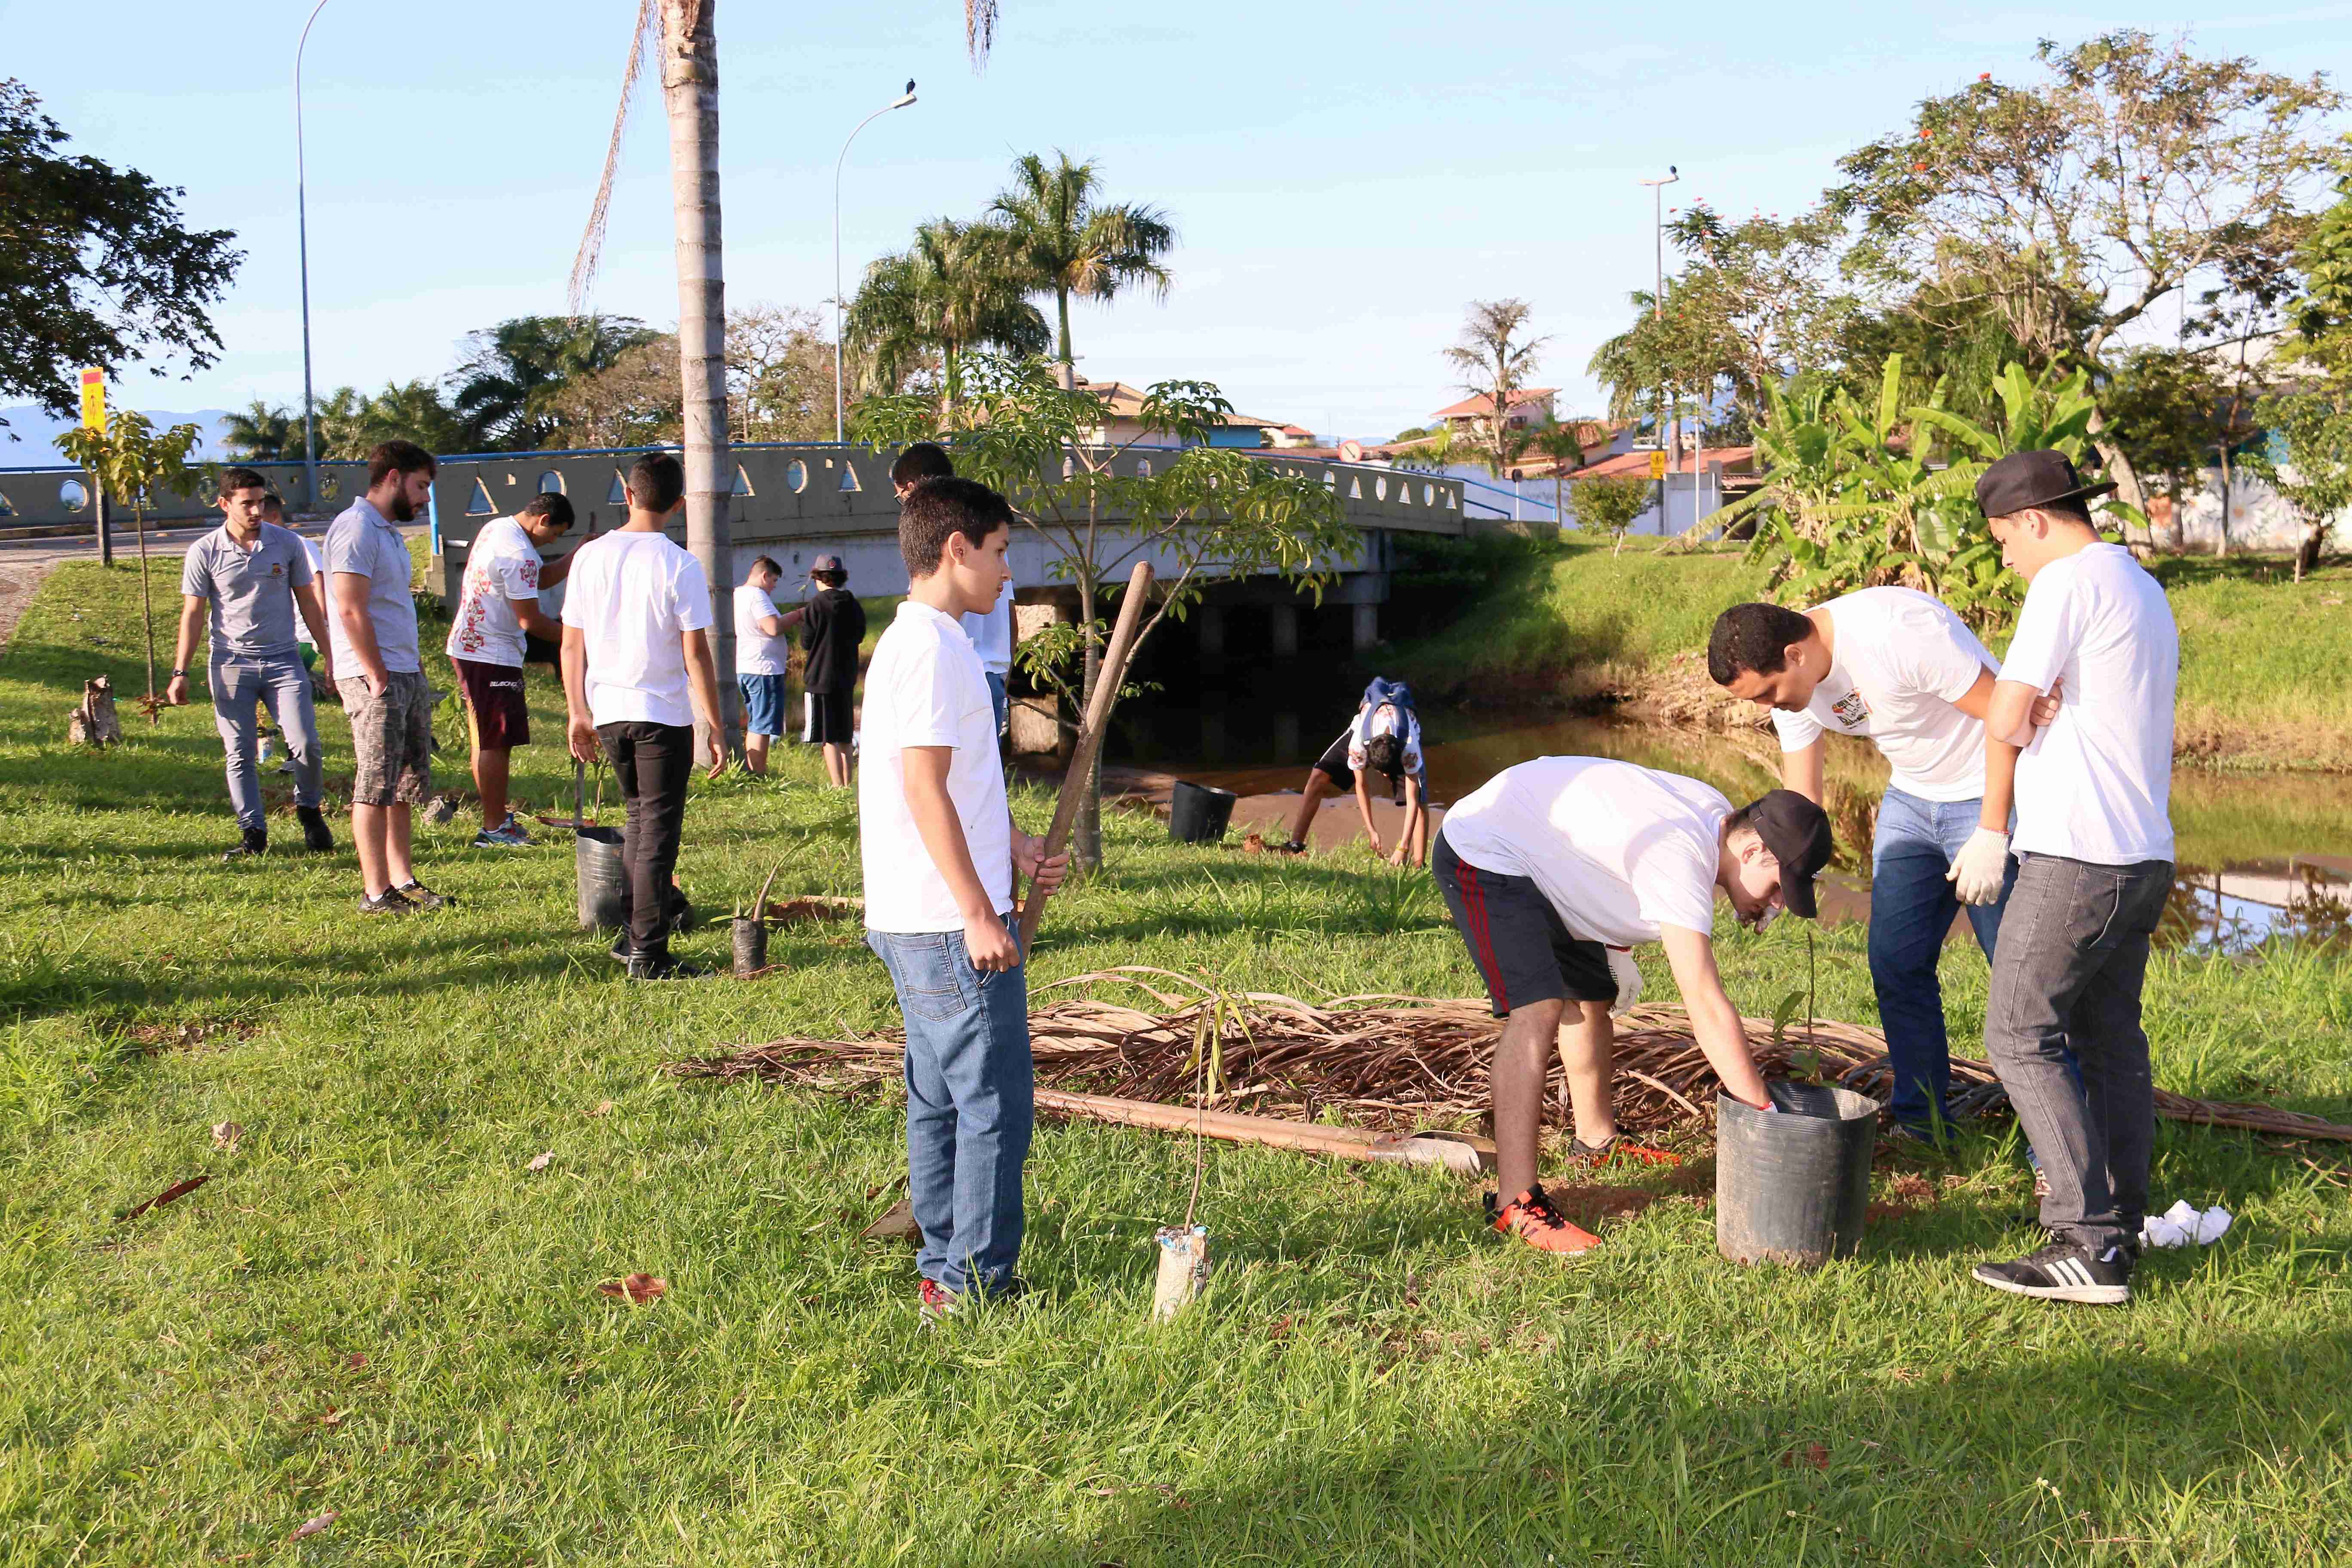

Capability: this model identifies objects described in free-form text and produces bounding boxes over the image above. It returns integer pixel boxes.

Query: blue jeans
[1869,787,2015,1132]
[984,671,1009,741]
[867,925,1033,1296]
[211,653,322,831]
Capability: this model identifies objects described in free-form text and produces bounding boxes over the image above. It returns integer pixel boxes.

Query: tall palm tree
[1524,413,1587,531]
[845,218,1049,418]
[1442,298,1549,478]
[990,151,1174,388]
[221,401,298,462]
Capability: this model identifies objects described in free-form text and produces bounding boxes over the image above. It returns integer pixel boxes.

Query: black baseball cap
[1974,450,2115,519]
[810,553,845,574]
[1743,790,1834,919]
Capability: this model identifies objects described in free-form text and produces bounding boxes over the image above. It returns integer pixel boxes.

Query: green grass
[4,559,2352,1564]
[1391,538,2352,771]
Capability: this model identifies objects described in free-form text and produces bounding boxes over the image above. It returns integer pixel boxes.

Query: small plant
[731,861,785,924]
[1569,474,1653,556]
[53,410,205,720]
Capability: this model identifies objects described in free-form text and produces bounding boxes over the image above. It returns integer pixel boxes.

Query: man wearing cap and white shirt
[1705,592,2066,1145]
[1956,450,2177,1307]
[733,555,790,776]
[1431,758,1832,1257]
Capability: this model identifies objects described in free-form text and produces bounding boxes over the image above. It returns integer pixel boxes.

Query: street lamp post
[833,81,918,444]
[1637,165,1679,533]
[294,0,334,515]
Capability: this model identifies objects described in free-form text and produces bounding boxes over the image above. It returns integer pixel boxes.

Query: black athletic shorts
[803,687,855,746]
[1432,830,1615,1018]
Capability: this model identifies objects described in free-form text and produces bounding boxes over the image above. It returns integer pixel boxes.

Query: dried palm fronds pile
[668,966,2352,1144]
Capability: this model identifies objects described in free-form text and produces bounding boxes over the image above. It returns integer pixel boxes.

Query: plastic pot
[575,827,628,931]
[1169,781,1238,845]
[731,917,768,977]
[1715,1081,1879,1268]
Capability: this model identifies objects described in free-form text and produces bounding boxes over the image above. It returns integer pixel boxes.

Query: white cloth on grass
[1438,756,1729,946]
[734,582,789,675]
[1998,543,2177,865]
[960,580,1014,677]
[558,530,712,728]
[444,515,543,668]
[2140,1200,2230,1248]
[1768,586,1997,802]
[860,600,1011,932]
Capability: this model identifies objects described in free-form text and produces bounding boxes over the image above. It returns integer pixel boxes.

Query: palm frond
[568,0,659,319]
[966,0,999,66]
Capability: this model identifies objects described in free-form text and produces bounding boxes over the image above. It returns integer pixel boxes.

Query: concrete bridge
[0,441,1467,654]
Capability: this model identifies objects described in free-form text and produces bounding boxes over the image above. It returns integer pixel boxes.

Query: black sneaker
[396,881,450,912]
[609,932,634,964]
[1971,1239,2133,1305]
[296,806,334,853]
[626,953,710,981]
[358,889,414,916]
[223,827,268,863]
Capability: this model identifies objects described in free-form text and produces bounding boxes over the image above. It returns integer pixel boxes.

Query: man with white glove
[1709,590,2056,1144]
[1433,758,1831,1258]
[1967,451,2177,1308]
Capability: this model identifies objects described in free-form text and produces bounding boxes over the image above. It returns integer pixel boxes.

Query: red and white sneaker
[1485,1184,1603,1257]
[918,1277,962,1324]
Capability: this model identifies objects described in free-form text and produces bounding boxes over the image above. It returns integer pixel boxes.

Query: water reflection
[1111,698,2352,952]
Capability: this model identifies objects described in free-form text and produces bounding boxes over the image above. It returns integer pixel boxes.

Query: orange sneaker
[1567,1134,1682,1170]
[1485,1184,1603,1256]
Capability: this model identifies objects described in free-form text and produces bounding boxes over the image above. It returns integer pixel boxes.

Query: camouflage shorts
[342,668,433,806]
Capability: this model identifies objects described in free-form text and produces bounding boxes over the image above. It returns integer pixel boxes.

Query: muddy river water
[1104,698,2352,954]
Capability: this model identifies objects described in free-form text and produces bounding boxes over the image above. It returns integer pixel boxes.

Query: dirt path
[0,559,54,663]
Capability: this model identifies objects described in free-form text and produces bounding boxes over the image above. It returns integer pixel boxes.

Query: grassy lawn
[4,559,2351,1565]
[1392,536,2352,772]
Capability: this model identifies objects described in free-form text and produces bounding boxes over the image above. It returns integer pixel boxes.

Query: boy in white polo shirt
[861,477,1067,1319]
[1961,450,2177,1307]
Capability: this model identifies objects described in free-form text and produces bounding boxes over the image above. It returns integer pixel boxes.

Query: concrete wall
[0,459,367,528]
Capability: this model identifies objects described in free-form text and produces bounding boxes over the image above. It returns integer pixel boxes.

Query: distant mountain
[0,405,239,465]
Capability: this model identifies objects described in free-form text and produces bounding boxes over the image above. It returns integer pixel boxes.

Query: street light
[834,80,918,444]
[294,0,334,515]
[1637,165,1680,530]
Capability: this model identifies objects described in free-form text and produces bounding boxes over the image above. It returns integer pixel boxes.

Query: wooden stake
[1017,560,1154,951]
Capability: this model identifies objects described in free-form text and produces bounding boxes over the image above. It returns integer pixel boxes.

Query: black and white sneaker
[223,827,268,863]
[1971,1240,2133,1305]
[626,953,710,981]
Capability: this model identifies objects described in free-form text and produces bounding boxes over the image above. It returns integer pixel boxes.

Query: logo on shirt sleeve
[1830,689,1871,729]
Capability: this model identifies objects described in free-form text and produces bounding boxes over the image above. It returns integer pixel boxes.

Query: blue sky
[8,1,2350,444]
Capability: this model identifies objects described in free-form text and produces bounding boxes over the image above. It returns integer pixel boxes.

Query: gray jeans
[1984,852,2173,1255]
[212,654,323,831]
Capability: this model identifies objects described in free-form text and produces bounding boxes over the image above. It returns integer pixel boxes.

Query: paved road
[0,518,429,572]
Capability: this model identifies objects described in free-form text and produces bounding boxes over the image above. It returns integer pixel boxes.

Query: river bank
[1382,536,2352,772]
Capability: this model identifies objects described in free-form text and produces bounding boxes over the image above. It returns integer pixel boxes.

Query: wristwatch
[171,668,187,678]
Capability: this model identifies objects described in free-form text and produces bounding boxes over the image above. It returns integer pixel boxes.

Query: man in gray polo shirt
[168,466,339,860]
[328,440,447,916]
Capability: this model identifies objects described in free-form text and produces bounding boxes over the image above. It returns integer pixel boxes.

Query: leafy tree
[989,151,1176,385]
[1831,32,2342,533]
[845,219,1048,416]
[1442,299,1548,477]
[446,315,658,451]
[545,339,683,449]
[53,410,205,713]
[2101,347,2242,547]
[727,303,835,442]
[2248,162,2352,580]
[858,355,1354,869]
[0,80,240,435]
[1569,474,1651,556]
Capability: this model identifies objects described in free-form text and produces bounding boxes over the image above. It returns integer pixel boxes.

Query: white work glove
[1946,827,2010,906]
[1605,946,1642,1017]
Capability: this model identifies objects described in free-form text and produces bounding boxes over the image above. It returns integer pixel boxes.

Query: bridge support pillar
[1352,602,1378,654]
[1196,604,1226,671]
[1269,603,1299,658]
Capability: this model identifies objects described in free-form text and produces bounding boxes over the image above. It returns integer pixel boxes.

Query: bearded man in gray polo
[168,466,339,860]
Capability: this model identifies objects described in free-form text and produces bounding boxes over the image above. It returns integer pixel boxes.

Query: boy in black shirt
[782,554,866,787]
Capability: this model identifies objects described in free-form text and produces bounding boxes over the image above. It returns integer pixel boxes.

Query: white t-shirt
[861,601,1012,932]
[1998,543,2177,865]
[558,530,713,728]
[444,516,542,667]
[1440,756,1728,946]
[960,581,1014,677]
[1348,701,1425,777]
[1769,587,1997,802]
[735,582,789,676]
[295,536,325,648]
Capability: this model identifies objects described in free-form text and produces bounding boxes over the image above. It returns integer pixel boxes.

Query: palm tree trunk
[1055,287,1075,390]
[662,0,738,761]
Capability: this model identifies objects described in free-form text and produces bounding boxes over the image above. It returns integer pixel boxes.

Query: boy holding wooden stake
[862,478,1068,1320]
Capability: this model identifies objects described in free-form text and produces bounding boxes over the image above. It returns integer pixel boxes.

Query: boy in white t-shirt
[732,556,789,776]
[446,492,576,845]
[862,477,1068,1319]
[1962,450,2177,1308]
[1433,757,1830,1257]
[1707,590,2065,1144]
[559,453,726,980]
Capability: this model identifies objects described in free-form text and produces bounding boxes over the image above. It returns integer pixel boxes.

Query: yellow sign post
[79,368,107,432]
[1648,449,1667,480]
